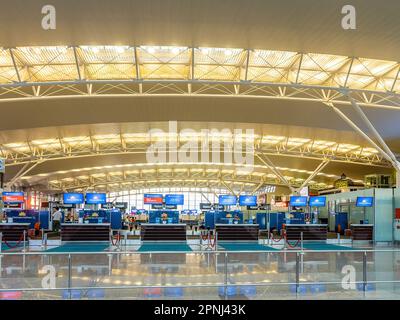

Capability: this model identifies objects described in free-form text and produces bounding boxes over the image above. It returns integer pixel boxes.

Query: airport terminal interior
[1,0,400,300]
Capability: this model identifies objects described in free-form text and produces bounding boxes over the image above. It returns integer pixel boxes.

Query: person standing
[52,207,62,232]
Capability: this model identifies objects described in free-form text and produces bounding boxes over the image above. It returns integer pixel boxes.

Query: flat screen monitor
[289,196,308,207]
[63,193,84,204]
[239,195,257,206]
[309,196,326,207]
[85,193,107,204]
[143,194,163,204]
[2,192,24,203]
[356,197,374,207]
[165,194,184,205]
[218,195,237,205]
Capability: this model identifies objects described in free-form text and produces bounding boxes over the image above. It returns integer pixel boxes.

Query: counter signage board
[115,202,128,209]
[165,194,184,205]
[85,193,107,204]
[213,204,224,210]
[2,192,25,203]
[151,204,164,209]
[239,195,257,206]
[200,203,212,210]
[246,205,259,210]
[218,195,237,205]
[144,194,163,204]
[101,203,113,209]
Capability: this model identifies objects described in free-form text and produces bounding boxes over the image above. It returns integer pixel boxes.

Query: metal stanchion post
[68,254,72,300]
[337,233,341,245]
[0,232,2,254]
[363,251,367,296]
[224,252,228,300]
[41,229,44,248]
[295,252,300,298]
[300,232,304,274]
[215,232,218,251]
[301,232,303,251]
[23,230,26,252]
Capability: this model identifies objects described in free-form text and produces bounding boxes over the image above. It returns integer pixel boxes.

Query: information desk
[285,224,328,241]
[350,224,374,241]
[0,223,30,241]
[61,223,110,242]
[141,223,186,241]
[215,224,259,241]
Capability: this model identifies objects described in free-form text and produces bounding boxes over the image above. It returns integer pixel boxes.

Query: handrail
[0,247,399,256]
[0,280,390,293]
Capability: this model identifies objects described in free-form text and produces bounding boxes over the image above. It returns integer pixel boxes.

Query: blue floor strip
[138,243,193,252]
[219,242,279,251]
[45,243,109,253]
[1,243,24,251]
[302,243,354,251]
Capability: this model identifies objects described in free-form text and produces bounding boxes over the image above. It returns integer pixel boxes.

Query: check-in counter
[0,223,30,241]
[61,223,110,242]
[285,224,328,241]
[141,223,186,241]
[215,224,259,241]
[350,224,374,241]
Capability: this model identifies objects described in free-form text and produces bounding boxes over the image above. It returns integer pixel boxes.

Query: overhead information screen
[144,194,163,204]
[2,192,24,203]
[356,197,374,207]
[63,193,84,204]
[239,195,257,206]
[309,196,326,207]
[165,194,184,205]
[218,195,237,205]
[289,196,308,207]
[85,193,107,204]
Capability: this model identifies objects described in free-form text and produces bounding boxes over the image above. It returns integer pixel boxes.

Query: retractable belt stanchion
[23,230,26,252]
[0,232,2,253]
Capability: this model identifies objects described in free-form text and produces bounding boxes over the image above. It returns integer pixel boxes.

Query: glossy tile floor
[0,241,399,300]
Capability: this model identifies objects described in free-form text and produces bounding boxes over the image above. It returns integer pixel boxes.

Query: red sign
[143,194,163,204]
[2,194,24,203]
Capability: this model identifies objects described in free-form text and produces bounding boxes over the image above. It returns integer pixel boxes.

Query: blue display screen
[85,193,107,204]
[289,196,308,207]
[219,195,237,205]
[63,193,84,204]
[239,195,257,206]
[309,196,326,207]
[356,197,374,207]
[165,194,184,205]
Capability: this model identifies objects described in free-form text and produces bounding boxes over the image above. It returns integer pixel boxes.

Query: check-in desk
[61,223,110,242]
[285,224,328,241]
[0,223,30,241]
[350,224,374,241]
[215,224,259,241]
[140,223,186,241]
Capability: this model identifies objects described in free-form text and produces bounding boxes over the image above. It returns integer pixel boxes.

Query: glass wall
[108,187,233,210]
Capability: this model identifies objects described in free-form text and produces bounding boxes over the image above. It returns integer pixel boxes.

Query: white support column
[347,93,400,171]
[396,171,400,188]
[256,152,295,193]
[298,159,330,191]
[325,101,398,169]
